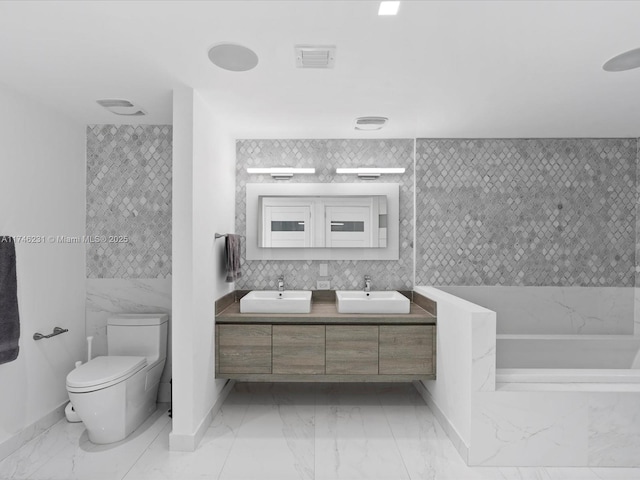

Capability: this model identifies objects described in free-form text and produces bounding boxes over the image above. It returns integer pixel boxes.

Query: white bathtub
[496,334,640,388]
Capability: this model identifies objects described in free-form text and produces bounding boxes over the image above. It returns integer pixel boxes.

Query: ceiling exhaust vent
[355,116,388,130]
[295,45,336,68]
[96,98,146,116]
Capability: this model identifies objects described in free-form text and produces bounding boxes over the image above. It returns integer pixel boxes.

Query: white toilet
[66,314,168,444]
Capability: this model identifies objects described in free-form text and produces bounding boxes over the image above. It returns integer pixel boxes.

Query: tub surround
[417,286,640,467]
[438,286,634,334]
[215,290,436,382]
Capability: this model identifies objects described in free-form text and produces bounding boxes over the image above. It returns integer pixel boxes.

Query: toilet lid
[66,356,147,390]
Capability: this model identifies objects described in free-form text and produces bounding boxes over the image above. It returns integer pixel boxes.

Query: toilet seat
[66,356,147,393]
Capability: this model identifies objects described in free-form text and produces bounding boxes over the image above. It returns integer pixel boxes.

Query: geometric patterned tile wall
[415,138,637,287]
[236,139,414,290]
[86,125,172,278]
[636,140,640,287]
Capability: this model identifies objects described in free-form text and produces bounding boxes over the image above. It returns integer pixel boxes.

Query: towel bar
[215,233,245,239]
[33,327,69,341]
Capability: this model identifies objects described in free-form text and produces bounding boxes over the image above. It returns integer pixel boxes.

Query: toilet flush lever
[33,327,69,341]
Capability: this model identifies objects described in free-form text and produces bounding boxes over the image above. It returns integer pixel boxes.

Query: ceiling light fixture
[378,1,400,16]
[208,43,259,72]
[246,167,316,180]
[355,116,388,130]
[603,47,640,72]
[336,167,405,180]
[96,99,146,116]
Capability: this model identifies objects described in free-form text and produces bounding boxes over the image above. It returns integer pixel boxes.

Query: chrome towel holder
[33,327,69,341]
[215,233,245,240]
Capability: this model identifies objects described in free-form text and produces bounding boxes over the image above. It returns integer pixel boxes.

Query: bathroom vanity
[215,291,436,382]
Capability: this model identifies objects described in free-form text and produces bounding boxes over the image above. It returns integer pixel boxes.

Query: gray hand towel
[0,236,19,364]
[225,234,242,283]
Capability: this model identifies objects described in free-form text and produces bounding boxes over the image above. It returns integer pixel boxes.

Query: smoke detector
[96,99,146,116]
[295,45,336,68]
[355,116,388,130]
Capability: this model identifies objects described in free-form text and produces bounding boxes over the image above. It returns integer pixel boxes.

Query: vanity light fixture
[378,1,400,16]
[335,167,405,180]
[246,167,316,180]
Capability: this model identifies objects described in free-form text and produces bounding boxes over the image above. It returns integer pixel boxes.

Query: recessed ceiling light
[208,43,259,72]
[603,47,640,72]
[378,1,400,16]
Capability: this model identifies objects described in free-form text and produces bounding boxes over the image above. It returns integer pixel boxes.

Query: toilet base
[69,367,160,444]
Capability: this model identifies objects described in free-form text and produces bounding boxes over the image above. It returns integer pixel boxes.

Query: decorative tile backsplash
[415,138,637,287]
[86,125,172,278]
[235,139,414,290]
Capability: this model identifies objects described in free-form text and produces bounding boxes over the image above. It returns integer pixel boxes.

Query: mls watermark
[5,235,130,244]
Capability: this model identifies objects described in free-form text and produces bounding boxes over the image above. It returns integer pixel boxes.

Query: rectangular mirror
[259,195,387,248]
[246,183,399,261]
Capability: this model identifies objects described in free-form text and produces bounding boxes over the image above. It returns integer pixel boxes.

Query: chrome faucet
[277,276,285,293]
[364,275,371,292]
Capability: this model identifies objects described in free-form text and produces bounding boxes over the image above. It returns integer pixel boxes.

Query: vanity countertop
[216,299,436,325]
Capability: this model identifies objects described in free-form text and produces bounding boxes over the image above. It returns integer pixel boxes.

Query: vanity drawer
[217,324,272,374]
[272,325,325,374]
[378,325,435,375]
[326,325,378,374]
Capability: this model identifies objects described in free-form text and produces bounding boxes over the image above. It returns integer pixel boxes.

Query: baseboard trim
[0,401,67,462]
[413,381,469,464]
[169,379,235,452]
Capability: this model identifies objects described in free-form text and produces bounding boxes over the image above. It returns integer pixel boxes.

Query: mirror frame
[246,183,400,260]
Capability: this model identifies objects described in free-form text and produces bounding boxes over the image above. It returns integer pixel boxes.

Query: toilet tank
[107,314,169,366]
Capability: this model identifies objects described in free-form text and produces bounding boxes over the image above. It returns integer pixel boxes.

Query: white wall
[0,84,85,459]
[170,87,235,451]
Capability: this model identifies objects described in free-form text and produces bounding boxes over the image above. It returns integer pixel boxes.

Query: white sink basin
[335,290,410,314]
[240,290,312,314]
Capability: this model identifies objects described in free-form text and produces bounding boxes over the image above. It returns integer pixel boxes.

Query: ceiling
[1,1,640,138]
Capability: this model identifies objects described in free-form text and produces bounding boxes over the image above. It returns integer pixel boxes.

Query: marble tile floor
[1,383,640,480]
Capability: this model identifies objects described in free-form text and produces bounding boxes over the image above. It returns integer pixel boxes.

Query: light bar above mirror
[335,167,405,180]
[246,167,316,180]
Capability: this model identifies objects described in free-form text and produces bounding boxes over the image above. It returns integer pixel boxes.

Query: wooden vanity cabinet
[379,325,435,375]
[216,322,436,380]
[272,325,325,374]
[217,324,272,374]
[325,325,378,375]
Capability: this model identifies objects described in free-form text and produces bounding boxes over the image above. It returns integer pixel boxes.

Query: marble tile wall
[86,279,172,402]
[415,138,637,287]
[85,125,173,401]
[438,286,634,334]
[86,125,172,278]
[235,139,414,290]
